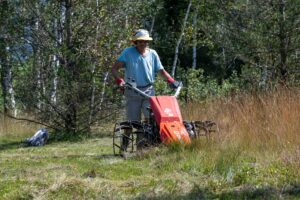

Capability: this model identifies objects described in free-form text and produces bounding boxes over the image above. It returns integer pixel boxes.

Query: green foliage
[169,68,242,101]
[155,67,267,102]
[1,0,300,136]
[0,0,158,135]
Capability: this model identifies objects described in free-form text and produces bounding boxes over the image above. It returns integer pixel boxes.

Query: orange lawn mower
[113,81,218,156]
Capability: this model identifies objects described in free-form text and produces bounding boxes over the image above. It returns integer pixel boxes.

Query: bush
[178,68,242,102]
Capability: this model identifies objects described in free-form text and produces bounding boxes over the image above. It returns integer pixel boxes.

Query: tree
[2,0,156,135]
[0,0,18,116]
[203,0,300,86]
[171,0,192,77]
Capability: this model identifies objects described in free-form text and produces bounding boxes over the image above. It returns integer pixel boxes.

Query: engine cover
[149,96,191,144]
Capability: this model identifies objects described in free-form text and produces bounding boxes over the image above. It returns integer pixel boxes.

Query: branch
[4,113,59,132]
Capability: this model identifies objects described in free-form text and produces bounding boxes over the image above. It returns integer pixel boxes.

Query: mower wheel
[113,121,145,156]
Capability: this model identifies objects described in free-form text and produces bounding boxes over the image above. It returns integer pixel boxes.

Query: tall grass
[0,116,39,138]
[182,88,300,152]
[176,88,300,191]
[181,87,300,180]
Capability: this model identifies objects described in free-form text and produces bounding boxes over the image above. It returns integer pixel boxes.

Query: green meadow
[1,90,299,199]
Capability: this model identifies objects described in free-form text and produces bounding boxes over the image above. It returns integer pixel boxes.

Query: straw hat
[131,29,153,41]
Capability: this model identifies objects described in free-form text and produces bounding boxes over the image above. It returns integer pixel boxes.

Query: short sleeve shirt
[117,46,164,87]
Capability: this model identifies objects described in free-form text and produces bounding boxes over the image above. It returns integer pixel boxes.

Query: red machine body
[149,96,191,144]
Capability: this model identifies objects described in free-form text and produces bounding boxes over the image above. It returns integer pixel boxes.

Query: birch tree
[0,0,17,116]
[171,0,192,77]
[192,6,198,69]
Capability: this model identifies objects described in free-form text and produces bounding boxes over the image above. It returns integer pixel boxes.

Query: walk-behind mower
[113,81,217,156]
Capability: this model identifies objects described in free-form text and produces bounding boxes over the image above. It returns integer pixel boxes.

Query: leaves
[1,0,299,134]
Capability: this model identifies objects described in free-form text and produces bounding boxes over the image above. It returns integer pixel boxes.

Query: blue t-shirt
[117,46,164,87]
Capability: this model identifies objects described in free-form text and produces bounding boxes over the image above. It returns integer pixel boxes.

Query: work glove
[167,77,180,89]
[169,80,181,89]
[115,78,125,93]
[116,77,125,86]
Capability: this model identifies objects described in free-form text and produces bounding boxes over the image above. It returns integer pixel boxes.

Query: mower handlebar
[173,81,183,98]
[124,82,151,98]
[124,81,183,99]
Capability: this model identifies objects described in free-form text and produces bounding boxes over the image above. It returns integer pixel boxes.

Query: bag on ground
[26,128,49,146]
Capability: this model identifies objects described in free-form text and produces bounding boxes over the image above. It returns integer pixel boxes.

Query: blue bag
[26,128,49,146]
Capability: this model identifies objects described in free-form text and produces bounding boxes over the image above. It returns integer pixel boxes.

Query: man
[112,29,178,152]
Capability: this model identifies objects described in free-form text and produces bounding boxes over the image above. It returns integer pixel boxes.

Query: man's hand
[115,78,125,94]
[116,77,125,87]
[167,77,180,89]
[159,69,180,89]
[169,80,181,89]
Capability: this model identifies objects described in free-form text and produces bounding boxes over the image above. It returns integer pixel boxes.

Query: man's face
[136,40,149,50]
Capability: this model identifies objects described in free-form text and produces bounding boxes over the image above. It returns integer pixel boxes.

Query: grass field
[0,89,299,199]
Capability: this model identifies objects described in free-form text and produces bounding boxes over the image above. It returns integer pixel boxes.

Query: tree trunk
[278,0,288,84]
[192,11,197,69]
[0,42,16,116]
[0,1,16,117]
[99,72,109,108]
[34,2,46,111]
[171,0,192,77]
[88,64,96,126]
[51,17,62,105]
[88,0,100,126]
[0,38,9,115]
[64,0,78,134]
[7,59,16,117]
[150,15,155,35]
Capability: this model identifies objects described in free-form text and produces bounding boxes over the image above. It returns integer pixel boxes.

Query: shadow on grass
[0,135,88,152]
[0,139,120,163]
[0,141,26,151]
[0,133,113,152]
[47,131,112,143]
[59,153,117,160]
[136,184,300,200]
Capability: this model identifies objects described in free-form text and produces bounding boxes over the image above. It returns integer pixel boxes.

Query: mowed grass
[1,88,300,199]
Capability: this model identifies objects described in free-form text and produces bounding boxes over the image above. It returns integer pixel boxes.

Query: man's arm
[112,61,125,85]
[159,69,180,89]
[159,69,175,83]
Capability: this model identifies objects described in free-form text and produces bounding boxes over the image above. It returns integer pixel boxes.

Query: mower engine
[149,95,191,144]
